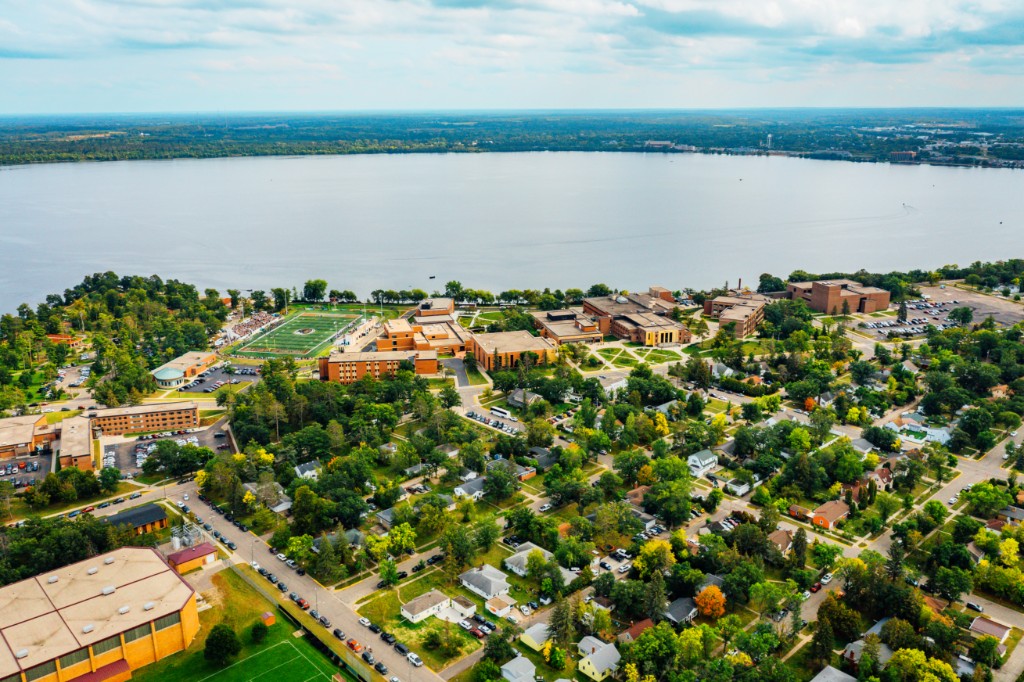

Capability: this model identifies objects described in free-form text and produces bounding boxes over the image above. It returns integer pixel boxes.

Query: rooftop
[166,542,216,566]
[59,416,93,458]
[325,350,420,363]
[0,414,48,449]
[93,402,197,419]
[0,547,194,678]
[402,589,449,617]
[471,331,556,355]
[104,503,167,529]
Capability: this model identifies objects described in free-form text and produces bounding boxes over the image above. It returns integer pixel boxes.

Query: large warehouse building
[0,547,199,682]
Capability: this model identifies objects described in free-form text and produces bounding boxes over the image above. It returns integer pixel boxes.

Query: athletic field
[196,640,338,682]
[234,313,361,358]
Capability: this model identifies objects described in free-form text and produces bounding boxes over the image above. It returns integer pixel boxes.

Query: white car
[539,503,552,512]
[801,590,811,601]
[359,617,372,627]
[519,605,532,616]
[1013,431,1019,437]
[458,620,473,630]
[183,493,189,501]
[820,573,833,585]
[618,563,632,574]
[949,497,958,505]
[407,653,423,667]
[277,553,288,561]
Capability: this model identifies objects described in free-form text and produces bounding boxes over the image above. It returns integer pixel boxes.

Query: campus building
[703,292,770,337]
[165,543,217,574]
[0,415,57,460]
[45,335,84,350]
[416,298,455,319]
[0,547,199,682]
[466,332,557,372]
[377,318,472,355]
[150,351,218,389]
[786,280,891,314]
[531,310,603,345]
[582,288,690,346]
[317,349,439,385]
[104,504,168,536]
[90,404,199,437]
[58,417,94,471]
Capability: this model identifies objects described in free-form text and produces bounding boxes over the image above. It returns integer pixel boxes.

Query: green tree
[933,566,973,606]
[98,466,121,494]
[204,624,242,666]
[250,621,269,644]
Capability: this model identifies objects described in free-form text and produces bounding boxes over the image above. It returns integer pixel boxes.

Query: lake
[1,152,1022,312]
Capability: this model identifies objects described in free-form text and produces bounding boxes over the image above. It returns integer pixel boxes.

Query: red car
[297,598,310,610]
[347,639,363,652]
[810,582,822,593]
[470,628,485,639]
[82,506,95,513]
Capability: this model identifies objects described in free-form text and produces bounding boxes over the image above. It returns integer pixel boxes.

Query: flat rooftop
[472,331,556,355]
[384,318,413,333]
[93,402,198,419]
[0,414,48,449]
[327,350,419,362]
[58,416,92,457]
[151,351,215,376]
[0,547,194,678]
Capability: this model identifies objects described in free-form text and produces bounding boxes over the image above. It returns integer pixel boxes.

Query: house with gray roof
[664,597,697,625]
[459,564,511,600]
[687,449,718,477]
[376,507,396,529]
[577,638,620,681]
[294,459,321,481]
[529,446,558,471]
[501,655,536,682]
[810,666,856,682]
[504,542,576,584]
[454,476,487,500]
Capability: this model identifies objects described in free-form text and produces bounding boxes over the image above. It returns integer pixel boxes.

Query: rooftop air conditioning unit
[102,586,116,595]
[87,567,98,575]
[15,650,28,659]
[82,625,94,634]
[143,602,155,611]
[47,576,58,584]
[104,557,115,565]
[118,606,130,615]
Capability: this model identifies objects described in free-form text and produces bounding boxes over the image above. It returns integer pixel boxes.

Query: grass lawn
[12,481,141,521]
[512,640,581,682]
[466,366,489,386]
[633,348,681,364]
[45,409,82,424]
[1002,627,1024,665]
[357,590,481,671]
[428,378,456,389]
[705,398,729,414]
[787,640,833,682]
[132,569,344,682]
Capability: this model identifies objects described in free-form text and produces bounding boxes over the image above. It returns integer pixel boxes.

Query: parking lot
[920,285,1024,326]
[175,364,260,394]
[465,409,522,435]
[101,422,232,476]
[0,454,50,490]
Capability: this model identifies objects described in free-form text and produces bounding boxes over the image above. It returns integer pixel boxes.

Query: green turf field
[234,313,361,358]
[196,640,337,682]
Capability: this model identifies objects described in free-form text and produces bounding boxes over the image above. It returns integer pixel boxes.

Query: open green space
[234,312,362,358]
[133,569,343,682]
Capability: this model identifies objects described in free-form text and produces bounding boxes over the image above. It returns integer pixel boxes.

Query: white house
[454,477,486,500]
[401,590,450,623]
[501,655,536,682]
[687,449,718,477]
[293,460,321,481]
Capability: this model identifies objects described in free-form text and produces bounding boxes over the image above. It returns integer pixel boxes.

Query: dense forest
[1,109,1023,167]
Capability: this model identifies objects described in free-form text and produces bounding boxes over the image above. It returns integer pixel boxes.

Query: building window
[91,635,122,655]
[154,612,181,631]
[25,661,57,682]
[2,675,23,682]
[123,623,152,643]
[59,648,90,669]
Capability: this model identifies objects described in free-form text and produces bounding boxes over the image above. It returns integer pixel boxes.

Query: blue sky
[2,0,1023,112]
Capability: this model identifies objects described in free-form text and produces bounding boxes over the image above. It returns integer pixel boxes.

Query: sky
[1,0,1023,113]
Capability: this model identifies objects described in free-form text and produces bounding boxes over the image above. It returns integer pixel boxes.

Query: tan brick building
[703,293,770,337]
[467,332,557,372]
[582,287,690,346]
[531,309,603,345]
[90,403,199,437]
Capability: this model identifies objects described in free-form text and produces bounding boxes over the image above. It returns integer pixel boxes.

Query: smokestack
[738,278,742,290]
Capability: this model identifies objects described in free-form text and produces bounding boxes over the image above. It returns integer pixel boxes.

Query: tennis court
[234,313,361,358]
[197,640,337,682]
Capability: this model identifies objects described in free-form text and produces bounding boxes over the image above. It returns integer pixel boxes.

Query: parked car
[348,639,363,652]
[407,653,423,667]
[820,573,833,585]
[333,628,346,640]
[458,620,473,630]
[359,617,372,627]
[374,662,389,675]
[966,602,984,612]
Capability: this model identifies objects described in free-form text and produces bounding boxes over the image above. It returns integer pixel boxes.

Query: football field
[197,640,337,682]
[234,313,361,358]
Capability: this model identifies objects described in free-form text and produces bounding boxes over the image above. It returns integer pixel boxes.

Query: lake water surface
[1,152,1022,311]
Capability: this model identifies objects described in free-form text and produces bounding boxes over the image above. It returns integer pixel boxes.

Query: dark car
[394,643,410,655]
[129,492,142,499]
[396,571,408,580]
[381,632,396,644]
[374,662,389,675]
[267,574,278,584]
[318,615,331,627]
[277,583,288,592]
[473,614,487,625]
[333,628,346,640]
[362,651,375,664]
[376,580,388,589]
[296,568,306,576]
[369,623,382,634]
[258,567,269,576]
[310,610,320,620]
[289,592,299,601]
[411,561,426,573]
[226,542,237,551]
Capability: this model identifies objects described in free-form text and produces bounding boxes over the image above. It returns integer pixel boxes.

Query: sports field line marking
[245,650,306,682]
[287,639,334,681]
[195,641,292,682]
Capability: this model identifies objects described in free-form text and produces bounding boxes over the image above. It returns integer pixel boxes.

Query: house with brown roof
[626,486,650,508]
[768,529,793,555]
[812,501,850,530]
[789,504,811,521]
[970,617,1011,643]
[617,619,655,644]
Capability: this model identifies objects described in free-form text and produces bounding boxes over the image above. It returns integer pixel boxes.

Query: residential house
[501,655,536,682]
[698,574,725,593]
[842,639,894,669]
[294,460,321,481]
[437,444,460,459]
[577,639,621,682]
[617,619,655,644]
[812,500,850,530]
[376,507,396,529]
[460,564,511,600]
[454,477,487,500]
[520,623,551,651]
[504,543,577,584]
[789,504,811,521]
[997,506,1024,526]
[768,529,794,555]
[487,457,535,482]
[243,481,292,514]
[687,449,718,477]
[725,479,750,496]
[486,596,516,618]
[664,597,697,626]
[810,666,857,682]
[507,389,543,409]
[966,542,986,564]
[401,590,451,624]
[850,438,875,454]
[991,385,1011,400]
[626,486,651,508]
[970,617,1011,643]
[528,447,558,471]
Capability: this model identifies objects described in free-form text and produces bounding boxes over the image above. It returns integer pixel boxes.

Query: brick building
[531,309,603,345]
[787,280,891,314]
[90,403,199,437]
[318,349,438,384]
[582,287,690,346]
[466,332,557,372]
[703,292,770,337]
